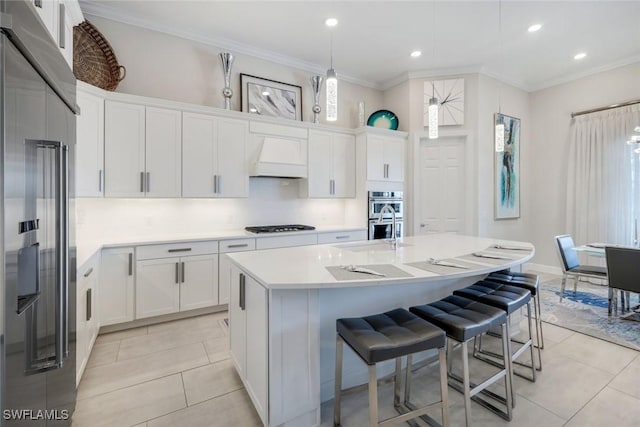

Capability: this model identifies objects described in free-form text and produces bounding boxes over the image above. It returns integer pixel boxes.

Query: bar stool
[334,308,449,427]
[410,295,513,426]
[453,280,536,392]
[487,270,543,369]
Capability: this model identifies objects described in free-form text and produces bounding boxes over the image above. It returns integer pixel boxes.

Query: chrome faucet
[377,204,397,249]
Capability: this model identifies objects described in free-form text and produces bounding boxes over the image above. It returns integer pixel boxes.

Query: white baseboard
[524,263,562,276]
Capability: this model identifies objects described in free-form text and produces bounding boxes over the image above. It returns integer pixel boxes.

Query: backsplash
[76,178,359,241]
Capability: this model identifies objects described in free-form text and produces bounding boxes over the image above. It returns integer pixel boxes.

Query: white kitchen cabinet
[77,253,99,385]
[136,241,219,319]
[219,238,256,305]
[32,0,57,43]
[57,1,73,67]
[255,233,317,250]
[365,133,405,182]
[317,229,368,244]
[182,112,248,198]
[229,264,268,425]
[305,130,355,198]
[104,101,181,198]
[99,247,135,326]
[76,87,104,197]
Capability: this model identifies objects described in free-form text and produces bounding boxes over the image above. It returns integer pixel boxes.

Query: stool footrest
[393,401,445,427]
[447,377,512,421]
[472,352,536,382]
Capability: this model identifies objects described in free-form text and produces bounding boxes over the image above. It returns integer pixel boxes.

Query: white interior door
[418,137,466,234]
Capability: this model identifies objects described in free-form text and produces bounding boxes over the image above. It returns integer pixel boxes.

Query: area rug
[538,276,640,350]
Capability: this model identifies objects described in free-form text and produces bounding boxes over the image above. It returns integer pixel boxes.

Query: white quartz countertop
[226,234,535,290]
[75,225,366,270]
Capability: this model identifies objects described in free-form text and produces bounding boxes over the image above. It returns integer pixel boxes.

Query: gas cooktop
[244,224,316,234]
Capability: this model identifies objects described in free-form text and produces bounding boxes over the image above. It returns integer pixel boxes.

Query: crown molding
[79,1,382,90]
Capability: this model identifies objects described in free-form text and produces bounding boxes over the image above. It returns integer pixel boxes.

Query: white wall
[86,15,384,129]
[529,62,640,266]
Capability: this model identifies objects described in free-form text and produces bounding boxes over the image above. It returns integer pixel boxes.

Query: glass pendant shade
[495,123,505,152]
[428,97,439,139]
[326,68,338,122]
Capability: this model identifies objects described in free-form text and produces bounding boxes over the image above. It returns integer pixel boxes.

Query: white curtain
[566,104,640,247]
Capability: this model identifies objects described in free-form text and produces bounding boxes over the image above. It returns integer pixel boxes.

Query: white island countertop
[226,233,535,289]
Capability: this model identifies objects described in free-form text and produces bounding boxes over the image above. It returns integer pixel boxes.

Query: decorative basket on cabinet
[73,20,126,91]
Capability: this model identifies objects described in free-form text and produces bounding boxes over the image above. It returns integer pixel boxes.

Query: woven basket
[73,20,126,91]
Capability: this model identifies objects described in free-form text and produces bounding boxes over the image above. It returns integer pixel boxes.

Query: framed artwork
[494,113,520,219]
[423,78,465,126]
[240,74,302,121]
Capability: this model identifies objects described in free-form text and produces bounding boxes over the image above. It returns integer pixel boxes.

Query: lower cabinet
[219,238,256,305]
[229,264,268,425]
[99,247,135,326]
[77,253,100,385]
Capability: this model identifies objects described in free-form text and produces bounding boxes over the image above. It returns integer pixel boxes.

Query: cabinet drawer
[255,234,317,250]
[137,241,218,260]
[317,230,367,244]
[219,238,256,253]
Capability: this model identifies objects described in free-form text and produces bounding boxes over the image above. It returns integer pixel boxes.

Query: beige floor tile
[78,342,209,400]
[117,325,225,361]
[146,312,227,335]
[203,335,230,364]
[146,389,261,427]
[181,359,243,406]
[95,326,148,345]
[552,333,638,375]
[609,354,640,399]
[565,386,640,427]
[72,374,186,427]
[538,321,575,344]
[511,352,613,419]
[86,341,120,369]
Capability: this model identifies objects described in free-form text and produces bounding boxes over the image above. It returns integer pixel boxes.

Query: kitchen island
[225,233,535,427]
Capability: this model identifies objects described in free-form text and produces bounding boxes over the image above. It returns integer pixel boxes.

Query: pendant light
[428,2,438,139]
[495,0,505,152]
[326,19,338,122]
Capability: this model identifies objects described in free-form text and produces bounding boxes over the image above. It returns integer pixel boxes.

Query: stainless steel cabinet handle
[217,175,222,194]
[181,262,185,283]
[140,171,145,192]
[83,267,94,278]
[128,253,133,276]
[34,0,42,8]
[175,262,179,284]
[146,172,150,193]
[239,273,246,310]
[213,175,218,194]
[98,169,103,192]
[335,235,350,240]
[168,248,192,253]
[86,288,92,321]
[58,3,65,49]
[228,243,249,249]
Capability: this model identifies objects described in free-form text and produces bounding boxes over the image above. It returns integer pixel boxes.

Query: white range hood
[251,137,308,178]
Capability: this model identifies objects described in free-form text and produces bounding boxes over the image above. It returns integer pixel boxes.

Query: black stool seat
[487,271,539,295]
[453,280,530,314]
[337,308,445,365]
[410,295,506,343]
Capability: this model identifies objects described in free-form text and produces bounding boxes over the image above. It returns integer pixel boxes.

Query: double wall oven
[368,191,403,240]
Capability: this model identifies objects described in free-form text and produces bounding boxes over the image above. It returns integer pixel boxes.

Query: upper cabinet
[76,86,104,197]
[364,132,405,183]
[182,113,249,198]
[104,101,181,198]
[304,130,355,198]
[31,0,82,69]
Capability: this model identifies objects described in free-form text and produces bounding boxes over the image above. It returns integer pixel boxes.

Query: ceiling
[80,1,640,91]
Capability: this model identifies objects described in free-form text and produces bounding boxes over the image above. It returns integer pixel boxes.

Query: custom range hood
[251,137,308,178]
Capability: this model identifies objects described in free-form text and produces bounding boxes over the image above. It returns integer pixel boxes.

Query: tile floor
[73,309,640,427]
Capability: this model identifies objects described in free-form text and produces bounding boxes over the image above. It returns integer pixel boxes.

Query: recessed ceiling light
[262,91,270,96]
[574,52,587,60]
[325,18,338,27]
[410,50,422,58]
[528,24,542,33]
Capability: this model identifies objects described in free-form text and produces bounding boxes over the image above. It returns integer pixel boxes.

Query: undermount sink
[337,242,413,252]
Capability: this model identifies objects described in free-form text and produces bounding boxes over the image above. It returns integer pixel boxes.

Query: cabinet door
[182,112,217,197]
[366,135,386,181]
[57,1,73,67]
[33,0,57,42]
[76,90,104,197]
[76,278,88,385]
[229,264,246,379]
[244,274,268,425]
[180,254,219,311]
[136,258,181,319]
[216,117,249,198]
[100,248,135,326]
[104,101,146,197]
[332,133,356,197]
[383,138,405,182]
[218,255,232,305]
[145,107,182,197]
[307,130,333,197]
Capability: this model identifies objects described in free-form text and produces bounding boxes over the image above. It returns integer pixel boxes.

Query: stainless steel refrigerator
[1,0,77,425]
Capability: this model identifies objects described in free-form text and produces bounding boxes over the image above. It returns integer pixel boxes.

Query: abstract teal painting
[494,113,520,219]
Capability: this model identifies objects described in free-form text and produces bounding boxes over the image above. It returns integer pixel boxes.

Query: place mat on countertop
[457,253,518,265]
[326,264,413,281]
[405,259,479,275]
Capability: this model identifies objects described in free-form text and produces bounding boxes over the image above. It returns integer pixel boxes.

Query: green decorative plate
[367,110,399,130]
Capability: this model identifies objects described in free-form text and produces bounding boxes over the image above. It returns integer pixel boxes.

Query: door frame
[410,129,477,237]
